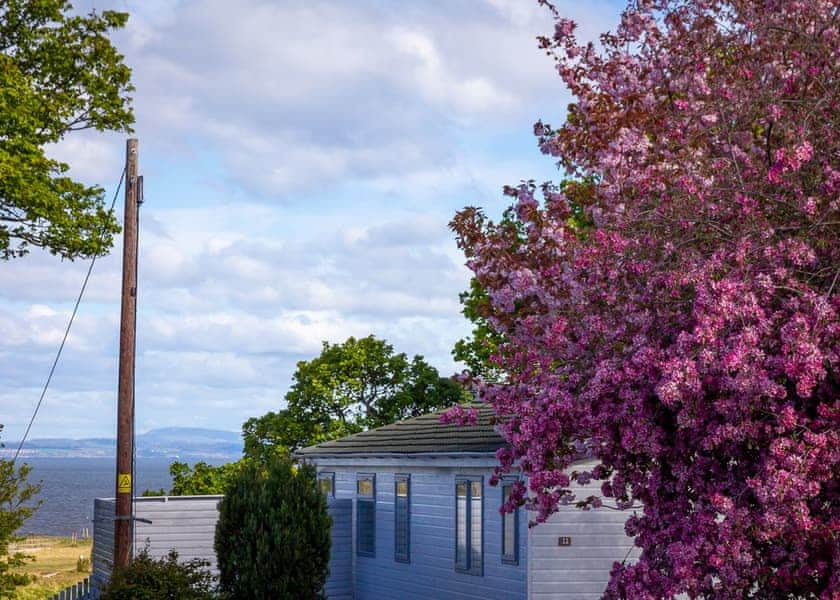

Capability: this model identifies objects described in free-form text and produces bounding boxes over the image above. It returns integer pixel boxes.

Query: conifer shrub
[100,549,216,600]
[214,458,331,600]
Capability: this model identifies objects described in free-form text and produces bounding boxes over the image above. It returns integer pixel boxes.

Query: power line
[12,168,127,464]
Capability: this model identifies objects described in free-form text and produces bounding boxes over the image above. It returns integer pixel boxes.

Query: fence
[50,577,96,600]
[91,495,351,598]
[11,530,91,552]
[92,495,224,591]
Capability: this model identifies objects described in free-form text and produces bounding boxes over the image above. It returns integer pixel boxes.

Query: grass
[10,536,92,600]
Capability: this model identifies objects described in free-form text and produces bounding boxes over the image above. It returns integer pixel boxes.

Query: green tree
[100,548,216,600]
[0,1,134,259]
[452,278,505,382]
[214,457,330,600]
[141,460,245,498]
[0,426,41,599]
[242,409,308,463]
[283,335,466,443]
[377,355,470,421]
[168,460,243,496]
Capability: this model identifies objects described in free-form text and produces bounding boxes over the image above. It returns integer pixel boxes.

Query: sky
[0,0,624,441]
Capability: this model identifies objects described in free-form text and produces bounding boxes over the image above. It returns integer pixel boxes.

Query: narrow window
[455,480,469,570]
[318,472,334,497]
[455,477,482,575]
[501,483,518,564]
[470,480,482,571]
[394,474,410,563]
[356,474,375,557]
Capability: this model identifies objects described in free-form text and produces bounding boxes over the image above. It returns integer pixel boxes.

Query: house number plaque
[558,536,572,546]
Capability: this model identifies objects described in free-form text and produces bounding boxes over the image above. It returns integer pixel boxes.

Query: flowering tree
[450,1,839,597]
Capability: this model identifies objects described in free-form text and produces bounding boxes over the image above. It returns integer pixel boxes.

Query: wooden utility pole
[114,138,140,568]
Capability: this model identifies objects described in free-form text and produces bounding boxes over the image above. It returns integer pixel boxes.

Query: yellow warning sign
[118,473,132,493]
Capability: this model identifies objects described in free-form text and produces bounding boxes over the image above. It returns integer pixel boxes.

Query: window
[455,477,482,575]
[318,472,334,497]
[394,474,410,563]
[501,482,518,564]
[357,474,375,557]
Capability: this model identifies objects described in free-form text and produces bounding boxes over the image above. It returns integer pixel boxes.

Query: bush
[214,458,331,600]
[100,548,217,600]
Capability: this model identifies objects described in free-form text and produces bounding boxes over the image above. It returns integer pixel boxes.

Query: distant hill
[2,427,242,460]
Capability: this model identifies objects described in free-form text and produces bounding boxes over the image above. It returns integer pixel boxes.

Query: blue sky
[0,0,623,441]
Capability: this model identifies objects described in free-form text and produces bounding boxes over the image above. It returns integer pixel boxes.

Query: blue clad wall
[319,462,527,600]
[324,498,354,600]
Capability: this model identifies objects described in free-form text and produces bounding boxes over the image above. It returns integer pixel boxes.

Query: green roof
[296,403,504,457]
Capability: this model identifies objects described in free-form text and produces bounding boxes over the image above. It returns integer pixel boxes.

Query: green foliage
[0,425,41,599]
[168,461,244,496]
[452,278,506,382]
[379,355,471,421]
[242,409,307,463]
[0,0,134,259]
[285,335,466,440]
[215,458,331,600]
[284,335,409,438]
[242,336,466,460]
[99,548,216,600]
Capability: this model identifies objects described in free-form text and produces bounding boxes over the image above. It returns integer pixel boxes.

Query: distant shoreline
[1,452,238,460]
[0,426,242,462]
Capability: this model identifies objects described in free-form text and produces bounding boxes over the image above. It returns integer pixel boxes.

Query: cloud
[56,0,618,197]
[108,0,582,195]
[385,27,517,115]
[0,210,472,438]
[45,132,125,185]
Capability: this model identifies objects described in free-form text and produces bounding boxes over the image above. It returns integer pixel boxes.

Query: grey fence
[92,495,352,598]
[92,495,224,591]
[50,577,95,600]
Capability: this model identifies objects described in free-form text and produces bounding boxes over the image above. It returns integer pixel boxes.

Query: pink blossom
[438,405,478,426]
[451,1,840,597]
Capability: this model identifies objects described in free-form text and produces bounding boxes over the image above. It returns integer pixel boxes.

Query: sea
[18,457,174,537]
